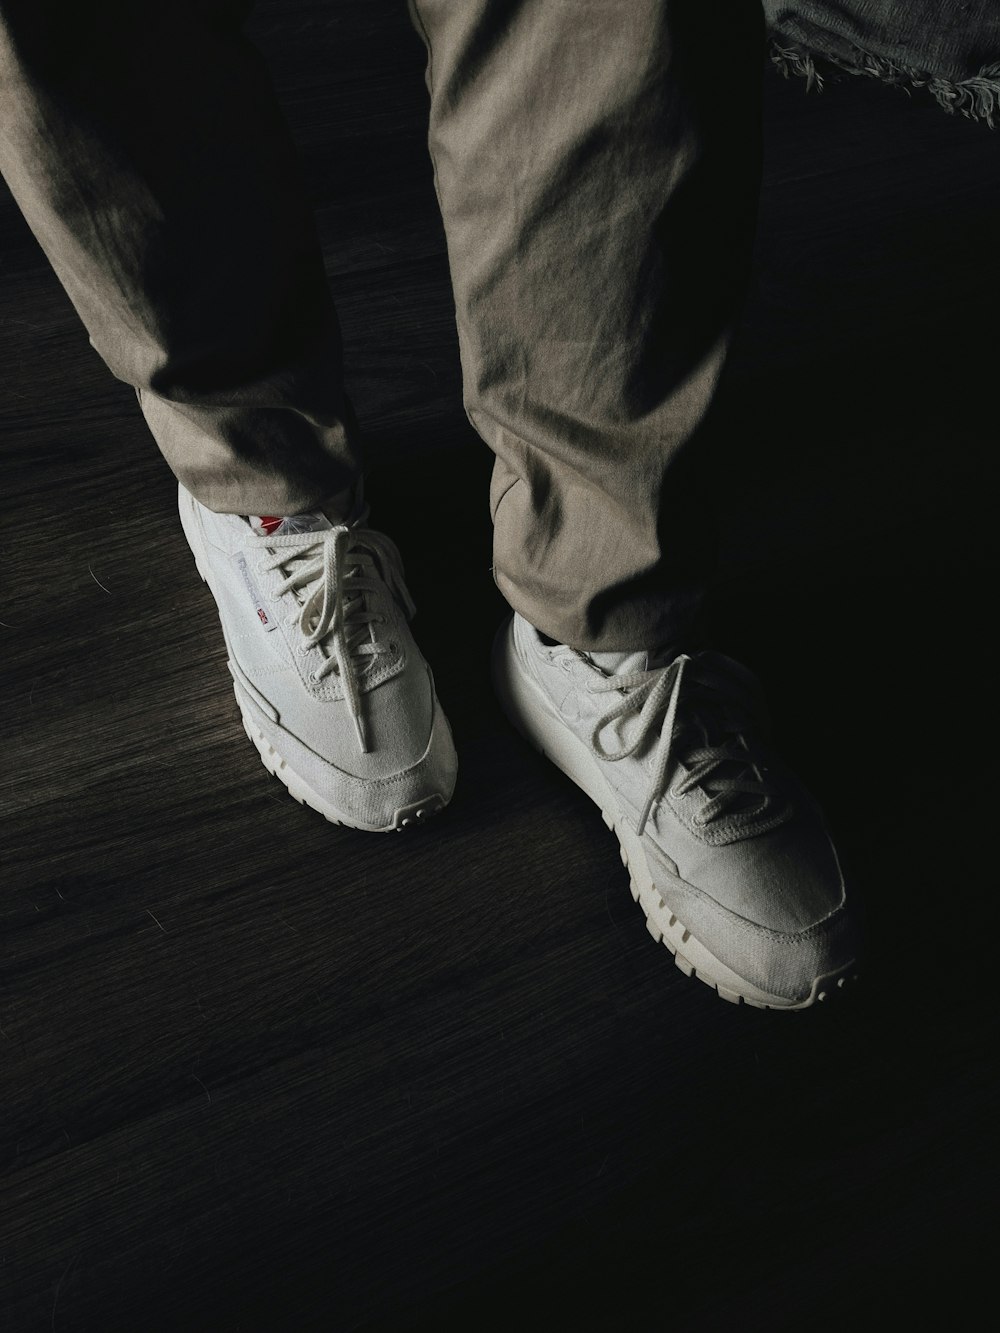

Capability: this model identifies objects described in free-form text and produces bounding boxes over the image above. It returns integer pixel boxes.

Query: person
[0,0,858,1009]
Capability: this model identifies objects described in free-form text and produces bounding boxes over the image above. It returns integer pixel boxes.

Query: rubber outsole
[491,619,859,1010]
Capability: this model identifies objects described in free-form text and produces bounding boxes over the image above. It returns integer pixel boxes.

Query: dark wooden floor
[2,5,997,1330]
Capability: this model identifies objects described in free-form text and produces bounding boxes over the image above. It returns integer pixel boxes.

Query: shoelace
[587,654,776,836]
[258,523,414,753]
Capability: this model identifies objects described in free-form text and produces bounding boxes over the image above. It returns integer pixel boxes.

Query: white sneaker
[493,613,859,1008]
[179,484,457,831]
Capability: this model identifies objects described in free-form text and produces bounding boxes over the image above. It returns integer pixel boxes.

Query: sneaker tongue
[587,646,678,676]
[250,512,332,538]
[588,649,649,676]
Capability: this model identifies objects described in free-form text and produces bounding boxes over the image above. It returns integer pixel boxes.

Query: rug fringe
[769,40,1000,129]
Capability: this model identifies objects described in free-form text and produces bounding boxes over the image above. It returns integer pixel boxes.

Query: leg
[0,0,359,516]
[413,0,859,1007]
[0,0,457,828]
[410,0,763,650]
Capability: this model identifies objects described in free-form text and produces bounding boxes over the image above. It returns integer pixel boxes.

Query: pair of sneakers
[179,485,858,1010]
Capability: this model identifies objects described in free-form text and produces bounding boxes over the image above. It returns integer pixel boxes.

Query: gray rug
[764,0,1000,126]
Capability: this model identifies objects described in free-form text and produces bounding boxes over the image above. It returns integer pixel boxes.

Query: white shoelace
[587,655,776,836]
[257,523,414,753]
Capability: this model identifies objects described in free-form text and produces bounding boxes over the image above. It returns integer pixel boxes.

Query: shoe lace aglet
[636,794,655,837]
[353,711,370,754]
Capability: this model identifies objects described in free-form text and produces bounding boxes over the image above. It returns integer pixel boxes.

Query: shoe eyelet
[669,785,688,800]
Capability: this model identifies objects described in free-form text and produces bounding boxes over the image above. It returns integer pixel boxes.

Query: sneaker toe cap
[652,815,858,1003]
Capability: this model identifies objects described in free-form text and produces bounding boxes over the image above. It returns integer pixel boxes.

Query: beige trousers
[0,0,764,649]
